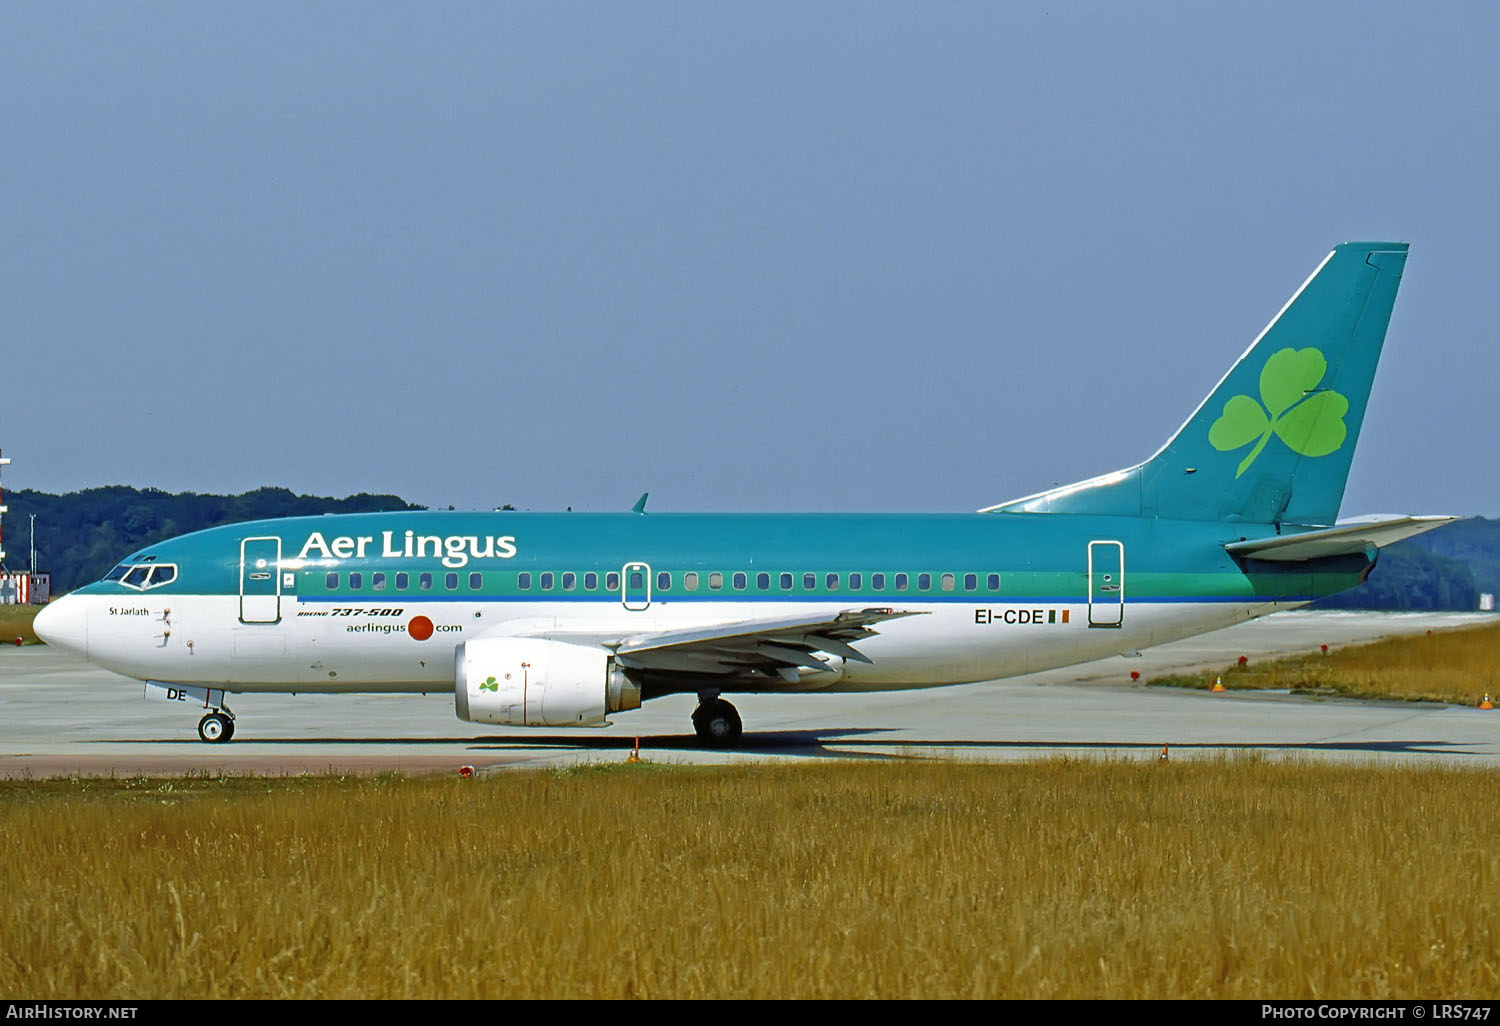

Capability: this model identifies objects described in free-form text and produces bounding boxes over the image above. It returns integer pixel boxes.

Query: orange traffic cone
[1481,694,1494,710]
[1210,676,1226,693]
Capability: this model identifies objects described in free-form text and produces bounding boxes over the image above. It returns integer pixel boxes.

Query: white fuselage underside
[68,593,1294,694]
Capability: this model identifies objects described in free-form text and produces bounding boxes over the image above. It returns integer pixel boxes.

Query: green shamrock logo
[480,676,499,693]
[1208,347,1349,478]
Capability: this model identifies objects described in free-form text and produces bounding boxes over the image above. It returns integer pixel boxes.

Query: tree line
[3,486,424,594]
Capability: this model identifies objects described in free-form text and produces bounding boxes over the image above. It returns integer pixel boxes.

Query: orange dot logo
[408,615,434,641]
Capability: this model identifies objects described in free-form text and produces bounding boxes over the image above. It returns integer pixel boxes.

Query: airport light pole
[0,448,8,566]
[29,514,36,575]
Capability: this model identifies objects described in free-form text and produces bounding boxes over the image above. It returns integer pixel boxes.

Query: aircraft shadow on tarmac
[728,735,1481,758]
[88,728,900,760]
[88,730,1482,759]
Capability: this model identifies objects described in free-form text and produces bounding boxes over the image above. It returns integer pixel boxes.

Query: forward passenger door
[239,537,282,624]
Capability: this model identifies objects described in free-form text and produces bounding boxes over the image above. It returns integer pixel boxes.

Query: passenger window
[917,573,931,591]
[685,572,698,591]
[709,572,723,590]
[518,572,532,590]
[629,571,643,590]
[987,573,1001,591]
[373,572,387,592]
[779,573,793,591]
[964,573,977,591]
[941,573,955,592]
[584,572,598,591]
[562,572,576,591]
[446,573,458,590]
[541,572,554,591]
[895,573,908,591]
[607,572,621,591]
[826,573,838,590]
[350,572,363,590]
[657,572,671,591]
[849,572,862,590]
[872,573,885,590]
[395,572,409,591]
[733,572,747,590]
[803,573,816,590]
[756,573,769,590]
[419,572,433,591]
[469,572,482,590]
[326,572,339,590]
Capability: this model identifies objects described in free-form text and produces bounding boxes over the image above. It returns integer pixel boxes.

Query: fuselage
[35,509,1367,696]
[28,242,1417,749]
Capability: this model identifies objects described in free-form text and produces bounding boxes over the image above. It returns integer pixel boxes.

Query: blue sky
[3,3,1496,516]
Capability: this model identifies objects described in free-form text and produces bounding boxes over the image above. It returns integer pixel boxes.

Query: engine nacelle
[454,637,640,726]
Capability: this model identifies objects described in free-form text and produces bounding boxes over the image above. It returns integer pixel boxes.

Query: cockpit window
[113,563,179,591]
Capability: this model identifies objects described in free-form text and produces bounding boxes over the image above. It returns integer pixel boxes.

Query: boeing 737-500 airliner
[35,242,1453,744]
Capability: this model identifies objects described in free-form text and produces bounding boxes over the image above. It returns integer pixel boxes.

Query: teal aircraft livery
[35,242,1454,745]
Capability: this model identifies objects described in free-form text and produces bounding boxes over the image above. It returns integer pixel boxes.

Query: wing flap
[615,607,923,680]
[615,607,920,656]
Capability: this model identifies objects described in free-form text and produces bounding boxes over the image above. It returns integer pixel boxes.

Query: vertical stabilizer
[984,242,1408,526]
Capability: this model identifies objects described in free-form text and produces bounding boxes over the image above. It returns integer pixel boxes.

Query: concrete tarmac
[1,610,1496,777]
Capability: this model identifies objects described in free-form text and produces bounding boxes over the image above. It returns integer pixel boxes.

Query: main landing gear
[692,692,742,748]
[198,708,236,743]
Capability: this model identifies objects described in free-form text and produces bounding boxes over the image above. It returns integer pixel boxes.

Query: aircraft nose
[33,597,87,658]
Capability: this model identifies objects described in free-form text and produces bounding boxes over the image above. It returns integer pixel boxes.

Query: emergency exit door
[621,561,651,611]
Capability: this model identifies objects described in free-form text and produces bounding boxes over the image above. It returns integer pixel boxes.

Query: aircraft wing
[1224,515,1459,562]
[611,607,926,683]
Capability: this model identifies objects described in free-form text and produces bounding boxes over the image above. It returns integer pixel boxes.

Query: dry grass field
[1152,620,1500,707]
[2,759,1497,999]
[0,603,40,645]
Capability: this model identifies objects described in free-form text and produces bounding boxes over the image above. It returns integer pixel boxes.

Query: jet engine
[454,637,640,726]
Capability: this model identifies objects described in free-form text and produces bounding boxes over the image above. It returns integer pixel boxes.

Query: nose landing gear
[147,682,240,743]
[197,708,236,743]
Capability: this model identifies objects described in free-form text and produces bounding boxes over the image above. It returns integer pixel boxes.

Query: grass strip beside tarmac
[2,760,1497,999]
[1150,620,1500,706]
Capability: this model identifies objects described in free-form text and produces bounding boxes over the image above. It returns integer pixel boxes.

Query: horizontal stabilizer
[1224,515,1458,562]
